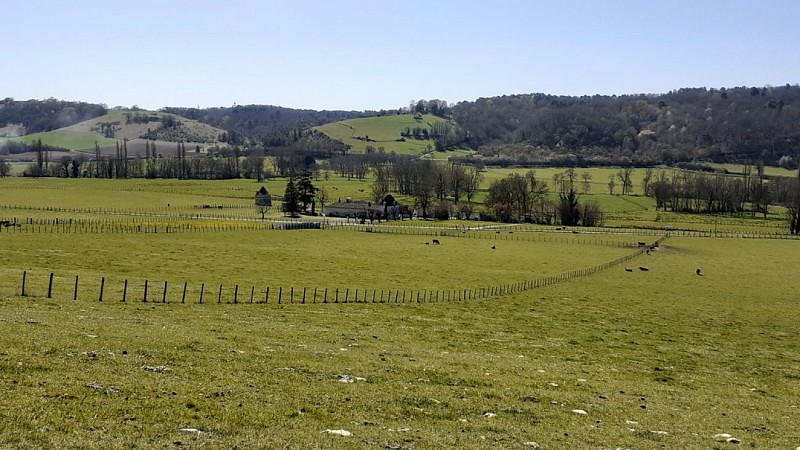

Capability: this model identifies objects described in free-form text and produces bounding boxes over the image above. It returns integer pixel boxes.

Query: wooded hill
[161,105,367,146]
[0,98,107,135]
[449,85,800,168]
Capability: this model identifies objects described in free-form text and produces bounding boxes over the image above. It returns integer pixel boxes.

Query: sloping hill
[12,110,225,151]
[315,114,455,155]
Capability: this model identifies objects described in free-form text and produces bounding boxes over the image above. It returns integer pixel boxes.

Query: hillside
[7,110,224,152]
[450,85,800,168]
[164,104,366,142]
[314,113,466,155]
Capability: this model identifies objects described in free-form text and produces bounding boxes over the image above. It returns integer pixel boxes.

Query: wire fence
[3,237,666,306]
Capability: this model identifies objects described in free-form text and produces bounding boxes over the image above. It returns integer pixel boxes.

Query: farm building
[323,195,409,220]
[255,186,272,207]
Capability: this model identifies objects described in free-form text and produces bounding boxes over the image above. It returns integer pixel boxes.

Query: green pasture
[1,235,798,448]
[12,130,117,151]
[314,114,452,155]
[0,229,636,298]
[707,162,797,178]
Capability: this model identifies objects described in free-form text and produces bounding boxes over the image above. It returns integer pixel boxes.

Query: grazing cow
[625,267,633,272]
[639,266,649,271]
[432,239,440,245]
[491,245,496,250]
[425,242,429,245]
[696,268,703,276]
[638,242,647,247]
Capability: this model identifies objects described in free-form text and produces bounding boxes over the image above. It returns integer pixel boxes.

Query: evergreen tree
[297,170,317,213]
[281,178,301,217]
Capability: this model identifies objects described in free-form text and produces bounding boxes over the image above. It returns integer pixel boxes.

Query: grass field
[1,178,799,448]
[1,230,798,448]
[314,114,456,155]
[3,131,118,151]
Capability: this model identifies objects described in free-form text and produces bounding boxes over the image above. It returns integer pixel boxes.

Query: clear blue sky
[2,0,798,111]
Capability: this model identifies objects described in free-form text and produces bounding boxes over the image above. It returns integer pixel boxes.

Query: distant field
[7,131,117,151]
[707,162,797,178]
[315,114,456,155]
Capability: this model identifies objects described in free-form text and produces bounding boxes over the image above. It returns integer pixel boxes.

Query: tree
[412,161,437,219]
[617,168,634,195]
[787,169,800,234]
[281,178,301,217]
[642,167,654,195]
[558,188,581,226]
[0,161,11,177]
[581,171,592,194]
[296,170,317,214]
[316,187,329,215]
[242,151,265,181]
[607,175,616,195]
[464,166,484,204]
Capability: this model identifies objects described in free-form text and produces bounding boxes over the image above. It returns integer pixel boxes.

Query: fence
[4,237,665,306]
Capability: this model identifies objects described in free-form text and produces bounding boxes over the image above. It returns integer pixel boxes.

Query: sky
[2,0,799,111]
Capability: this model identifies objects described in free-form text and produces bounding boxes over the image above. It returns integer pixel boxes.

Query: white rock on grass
[484,412,497,418]
[523,442,542,449]
[179,428,203,434]
[322,429,352,436]
[336,374,367,383]
[714,433,733,441]
[572,409,588,415]
[141,365,172,373]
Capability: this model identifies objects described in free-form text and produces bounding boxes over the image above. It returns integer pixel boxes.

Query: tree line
[485,168,603,226]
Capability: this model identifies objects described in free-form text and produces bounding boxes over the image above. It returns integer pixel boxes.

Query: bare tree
[581,171,592,194]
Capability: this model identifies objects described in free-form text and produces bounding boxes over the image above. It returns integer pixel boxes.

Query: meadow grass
[14,131,117,151]
[314,114,452,155]
[1,237,798,448]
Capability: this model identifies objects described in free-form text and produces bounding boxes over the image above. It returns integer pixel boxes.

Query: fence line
[2,238,667,306]
[2,215,798,241]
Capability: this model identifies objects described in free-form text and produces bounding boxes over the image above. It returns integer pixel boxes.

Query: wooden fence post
[123,280,128,302]
[74,275,79,300]
[313,287,317,304]
[199,283,204,304]
[290,287,294,304]
[218,284,223,303]
[324,288,327,303]
[234,285,239,304]
[278,287,282,304]
[47,273,53,298]
[21,271,27,297]
[335,288,339,303]
[99,277,105,302]
[345,288,349,303]
[265,287,269,304]
[143,280,149,302]
[162,281,167,303]
[182,282,187,304]
[250,286,254,304]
